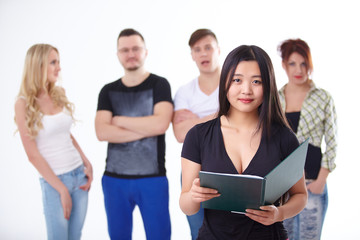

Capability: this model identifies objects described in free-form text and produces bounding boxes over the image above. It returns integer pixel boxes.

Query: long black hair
[218,45,289,138]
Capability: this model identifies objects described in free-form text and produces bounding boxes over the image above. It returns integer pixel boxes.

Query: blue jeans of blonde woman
[39,165,88,240]
[284,183,328,240]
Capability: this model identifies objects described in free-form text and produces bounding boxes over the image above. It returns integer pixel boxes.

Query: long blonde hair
[16,44,74,138]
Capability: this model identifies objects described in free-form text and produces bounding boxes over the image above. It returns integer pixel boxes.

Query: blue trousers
[102,175,171,240]
[284,183,328,240]
[40,165,88,240]
[186,207,204,240]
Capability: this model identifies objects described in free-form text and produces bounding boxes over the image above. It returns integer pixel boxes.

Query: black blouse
[182,117,299,240]
[285,112,323,179]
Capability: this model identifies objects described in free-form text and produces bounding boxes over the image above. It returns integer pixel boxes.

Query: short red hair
[278,39,313,74]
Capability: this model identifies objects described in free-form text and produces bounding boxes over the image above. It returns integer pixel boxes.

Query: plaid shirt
[279,81,337,172]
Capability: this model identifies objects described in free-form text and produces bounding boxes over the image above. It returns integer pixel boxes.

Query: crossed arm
[95,101,173,143]
[172,109,216,143]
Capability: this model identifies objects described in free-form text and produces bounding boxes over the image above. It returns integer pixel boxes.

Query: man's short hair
[188,29,217,48]
[118,28,145,42]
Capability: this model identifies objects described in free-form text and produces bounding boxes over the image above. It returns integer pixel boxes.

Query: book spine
[260,179,266,206]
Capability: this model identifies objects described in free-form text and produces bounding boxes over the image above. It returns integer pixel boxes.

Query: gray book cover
[199,139,309,213]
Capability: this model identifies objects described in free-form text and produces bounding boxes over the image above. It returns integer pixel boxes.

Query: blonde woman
[14,44,93,240]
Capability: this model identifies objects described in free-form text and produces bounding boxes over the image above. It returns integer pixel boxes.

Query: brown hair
[118,28,145,42]
[188,29,217,48]
[278,38,313,74]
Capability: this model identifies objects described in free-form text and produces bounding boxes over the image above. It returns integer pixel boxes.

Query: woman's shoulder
[183,118,220,156]
[271,123,297,142]
[186,117,219,139]
[15,94,28,109]
[310,86,334,102]
[267,124,299,159]
[14,96,28,125]
[55,86,66,93]
[195,117,218,130]
[15,95,26,102]
[15,96,26,112]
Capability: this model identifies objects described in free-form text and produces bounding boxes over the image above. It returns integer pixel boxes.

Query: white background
[1,0,359,239]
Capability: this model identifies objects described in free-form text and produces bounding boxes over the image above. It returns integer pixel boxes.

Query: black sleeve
[153,77,173,105]
[97,84,112,112]
[280,127,299,160]
[181,126,201,164]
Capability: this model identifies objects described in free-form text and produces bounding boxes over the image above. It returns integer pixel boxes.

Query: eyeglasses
[118,46,144,55]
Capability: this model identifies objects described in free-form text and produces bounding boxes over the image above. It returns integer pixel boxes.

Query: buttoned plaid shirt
[279,81,337,172]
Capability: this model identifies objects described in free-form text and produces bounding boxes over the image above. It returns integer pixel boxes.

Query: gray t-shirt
[97,73,172,178]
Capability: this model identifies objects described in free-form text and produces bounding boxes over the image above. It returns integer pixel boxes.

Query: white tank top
[36,110,82,175]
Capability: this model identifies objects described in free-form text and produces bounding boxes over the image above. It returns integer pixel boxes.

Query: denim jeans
[40,165,88,240]
[284,183,328,240]
[102,175,171,240]
[180,174,204,240]
[186,207,204,240]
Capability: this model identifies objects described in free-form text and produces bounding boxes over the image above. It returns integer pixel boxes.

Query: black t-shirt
[97,73,172,178]
[182,117,299,240]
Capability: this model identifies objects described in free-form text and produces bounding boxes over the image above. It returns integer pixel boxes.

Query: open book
[199,139,309,213]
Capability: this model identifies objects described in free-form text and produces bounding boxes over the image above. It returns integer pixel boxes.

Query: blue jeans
[39,165,88,240]
[102,175,171,240]
[284,183,328,240]
[186,207,204,240]
[181,173,204,239]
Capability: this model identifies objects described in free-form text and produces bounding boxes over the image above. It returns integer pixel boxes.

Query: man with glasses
[95,28,173,240]
[173,29,221,239]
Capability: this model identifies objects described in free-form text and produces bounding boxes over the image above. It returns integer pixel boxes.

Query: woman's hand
[80,160,93,191]
[307,167,329,194]
[69,135,93,191]
[245,205,284,226]
[190,178,220,203]
[307,179,325,194]
[59,188,72,220]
